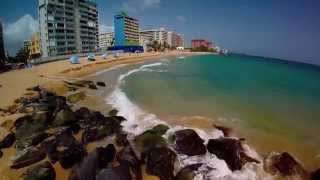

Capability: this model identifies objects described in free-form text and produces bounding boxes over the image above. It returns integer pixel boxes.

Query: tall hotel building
[139,28,168,45]
[114,12,139,46]
[0,20,6,64]
[39,0,99,57]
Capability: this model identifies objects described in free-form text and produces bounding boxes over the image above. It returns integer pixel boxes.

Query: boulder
[207,138,259,171]
[0,132,16,149]
[75,107,91,120]
[52,108,76,127]
[213,125,232,137]
[176,164,202,180]
[117,146,142,180]
[134,131,167,153]
[16,132,50,150]
[26,86,42,92]
[108,109,118,116]
[97,82,106,87]
[69,144,116,180]
[22,161,56,180]
[96,164,133,180]
[11,147,47,169]
[67,91,86,104]
[264,152,307,177]
[150,124,169,136]
[142,147,176,180]
[82,125,114,144]
[311,168,320,180]
[88,84,98,90]
[173,129,206,156]
[115,133,129,147]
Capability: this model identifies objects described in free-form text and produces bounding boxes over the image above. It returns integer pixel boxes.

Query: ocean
[97,54,320,177]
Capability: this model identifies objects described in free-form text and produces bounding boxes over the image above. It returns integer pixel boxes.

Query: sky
[0,0,319,65]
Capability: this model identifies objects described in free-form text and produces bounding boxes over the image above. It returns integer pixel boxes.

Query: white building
[167,32,184,48]
[99,32,114,51]
[139,27,168,45]
[39,0,99,57]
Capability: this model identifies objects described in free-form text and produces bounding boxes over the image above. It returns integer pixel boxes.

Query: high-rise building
[39,0,99,57]
[30,32,42,57]
[0,19,6,64]
[99,32,114,51]
[191,39,213,49]
[140,28,168,45]
[114,12,139,46]
[24,40,31,51]
[167,32,184,48]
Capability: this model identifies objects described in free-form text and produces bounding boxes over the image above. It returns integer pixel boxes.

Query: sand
[0,51,195,109]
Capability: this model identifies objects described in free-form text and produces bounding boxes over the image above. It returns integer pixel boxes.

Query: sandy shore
[0,51,197,109]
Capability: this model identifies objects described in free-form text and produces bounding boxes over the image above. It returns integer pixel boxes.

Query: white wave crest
[106,62,274,180]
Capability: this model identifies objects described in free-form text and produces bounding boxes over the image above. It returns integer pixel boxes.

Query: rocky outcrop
[173,129,206,156]
[311,168,320,180]
[176,164,203,180]
[207,138,259,171]
[11,147,47,169]
[0,132,16,149]
[97,82,106,87]
[96,164,133,180]
[22,161,56,180]
[117,145,142,180]
[142,147,177,180]
[264,152,308,177]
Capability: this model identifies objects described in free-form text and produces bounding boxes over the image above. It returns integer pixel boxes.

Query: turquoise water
[121,54,320,168]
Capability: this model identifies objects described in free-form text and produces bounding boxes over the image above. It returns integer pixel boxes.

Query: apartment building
[39,0,99,57]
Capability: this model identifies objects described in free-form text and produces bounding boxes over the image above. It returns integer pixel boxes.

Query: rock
[97,81,106,87]
[0,132,16,149]
[69,144,116,180]
[75,107,91,120]
[207,138,259,171]
[96,164,132,180]
[214,124,232,137]
[67,91,86,103]
[14,115,33,129]
[11,147,47,169]
[115,133,129,147]
[264,152,307,177]
[134,131,167,153]
[173,129,206,156]
[82,125,114,144]
[176,164,202,180]
[88,83,98,90]
[52,108,76,127]
[150,124,169,136]
[142,147,176,180]
[22,161,56,180]
[117,146,142,180]
[0,150,3,158]
[16,132,50,150]
[26,86,42,92]
[109,109,118,116]
[311,169,320,180]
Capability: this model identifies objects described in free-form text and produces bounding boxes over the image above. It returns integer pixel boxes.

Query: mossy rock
[52,109,76,127]
[150,124,169,136]
[67,91,86,103]
[134,131,167,153]
[22,161,56,180]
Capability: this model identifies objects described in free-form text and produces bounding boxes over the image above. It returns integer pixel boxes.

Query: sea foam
[106,62,274,180]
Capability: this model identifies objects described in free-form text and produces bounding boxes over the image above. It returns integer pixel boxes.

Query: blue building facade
[114,12,140,46]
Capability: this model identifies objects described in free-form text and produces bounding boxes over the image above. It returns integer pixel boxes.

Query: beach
[0,52,319,180]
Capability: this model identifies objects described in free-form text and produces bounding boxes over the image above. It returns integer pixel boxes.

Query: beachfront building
[24,40,31,51]
[139,28,168,45]
[114,12,139,46]
[99,32,114,51]
[38,0,99,57]
[191,39,213,49]
[30,33,42,57]
[167,32,184,48]
[0,19,6,65]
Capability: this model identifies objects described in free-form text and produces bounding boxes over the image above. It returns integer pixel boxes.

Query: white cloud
[176,15,187,23]
[3,14,38,55]
[121,0,161,13]
[99,24,114,34]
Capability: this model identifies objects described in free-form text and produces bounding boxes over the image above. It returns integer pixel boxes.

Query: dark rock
[142,147,176,180]
[52,108,76,127]
[11,147,46,169]
[117,146,142,180]
[75,107,91,120]
[150,124,169,136]
[0,132,16,149]
[22,161,56,180]
[0,150,3,158]
[214,125,232,137]
[26,86,42,92]
[264,152,307,177]
[69,144,116,180]
[207,138,259,171]
[173,129,206,156]
[16,132,50,150]
[88,83,98,90]
[97,81,106,87]
[67,91,86,104]
[115,133,129,147]
[134,131,167,153]
[96,164,132,180]
[82,125,114,144]
[109,109,118,116]
[176,164,203,180]
[311,169,320,180]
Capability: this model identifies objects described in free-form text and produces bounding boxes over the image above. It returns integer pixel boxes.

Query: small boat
[87,53,95,61]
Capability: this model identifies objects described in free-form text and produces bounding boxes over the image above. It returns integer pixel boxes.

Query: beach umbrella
[102,53,107,59]
[87,53,95,61]
[69,56,80,64]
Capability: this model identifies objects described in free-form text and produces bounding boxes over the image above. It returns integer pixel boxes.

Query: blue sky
[0,0,319,65]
